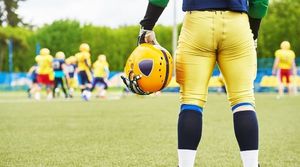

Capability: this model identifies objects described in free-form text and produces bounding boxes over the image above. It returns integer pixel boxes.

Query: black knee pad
[178,109,203,150]
[234,110,259,151]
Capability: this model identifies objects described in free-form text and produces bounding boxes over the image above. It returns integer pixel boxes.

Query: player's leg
[217,12,259,167]
[53,78,59,98]
[46,78,53,100]
[285,70,293,95]
[59,78,68,98]
[90,77,99,92]
[83,69,93,91]
[27,81,32,98]
[30,78,38,96]
[78,71,86,93]
[46,73,54,100]
[176,11,216,167]
[80,71,92,100]
[278,69,284,97]
[68,78,75,98]
[30,83,37,96]
[27,76,37,98]
[35,75,43,100]
[101,77,108,90]
[99,77,108,98]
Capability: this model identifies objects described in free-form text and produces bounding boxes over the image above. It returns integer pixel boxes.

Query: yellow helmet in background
[98,54,107,62]
[55,51,65,59]
[79,43,90,52]
[40,48,50,56]
[122,43,173,95]
[280,41,291,50]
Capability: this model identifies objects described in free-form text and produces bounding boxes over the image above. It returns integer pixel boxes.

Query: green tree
[0,0,26,27]
[0,3,4,26]
[35,20,82,57]
[0,26,32,71]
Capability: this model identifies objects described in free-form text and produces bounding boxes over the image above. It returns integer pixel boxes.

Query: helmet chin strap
[121,71,151,95]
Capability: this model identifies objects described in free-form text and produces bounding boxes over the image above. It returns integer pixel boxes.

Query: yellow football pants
[176,11,257,109]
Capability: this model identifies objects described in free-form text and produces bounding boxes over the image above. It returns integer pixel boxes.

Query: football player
[91,54,110,98]
[137,0,269,167]
[26,64,38,98]
[35,48,54,100]
[272,41,297,97]
[75,43,93,100]
[52,51,70,98]
[65,56,78,98]
[217,73,226,94]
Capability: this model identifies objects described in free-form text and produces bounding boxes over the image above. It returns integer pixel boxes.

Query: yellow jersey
[275,49,296,69]
[35,55,53,75]
[93,60,109,78]
[75,51,91,71]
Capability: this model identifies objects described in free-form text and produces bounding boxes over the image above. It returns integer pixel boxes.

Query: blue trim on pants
[232,102,254,111]
[181,104,203,113]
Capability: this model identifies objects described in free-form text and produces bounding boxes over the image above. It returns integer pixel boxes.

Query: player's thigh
[176,11,216,107]
[217,13,256,107]
[176,55,216,107]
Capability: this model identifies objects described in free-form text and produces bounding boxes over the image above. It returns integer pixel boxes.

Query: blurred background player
[65,56,77,98]
[91,54,110,98]
[26,64,38,98]
[217,73,226,94]
[272,41,297,97]
[75,43,93,100]
[35,48,54,100]
[52,51,70,98]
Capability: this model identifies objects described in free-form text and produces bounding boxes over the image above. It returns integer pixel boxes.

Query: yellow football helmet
[55,51,65,59]
[122,43,173,95]
[79,43,90,52]
[280,41,290,50]
[40,48,50,56]
[98,54,107,62]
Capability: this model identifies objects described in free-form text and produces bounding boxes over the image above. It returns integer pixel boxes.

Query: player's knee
[232,102,255,113]
[228,92,255,112]
[233,110,259,151]
[181,104,203,113]
[180,92,207,108]
[178,104,203,150]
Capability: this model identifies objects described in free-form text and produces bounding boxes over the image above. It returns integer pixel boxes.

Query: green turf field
[0,92,299,167]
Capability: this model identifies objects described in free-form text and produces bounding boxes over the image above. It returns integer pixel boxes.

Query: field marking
[0,99,83,103]
[0,93,179,104]
[0,96,123,103]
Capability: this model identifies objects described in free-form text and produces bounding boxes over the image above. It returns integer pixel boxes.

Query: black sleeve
[248,17,261,40]
[140,3,165,30]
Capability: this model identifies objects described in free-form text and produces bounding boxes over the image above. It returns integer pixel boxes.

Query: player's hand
[254,39,258,49]
[248,17,261,49]
[138,28,159,45]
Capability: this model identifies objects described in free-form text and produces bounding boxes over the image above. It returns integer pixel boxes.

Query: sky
[18,0,185,28]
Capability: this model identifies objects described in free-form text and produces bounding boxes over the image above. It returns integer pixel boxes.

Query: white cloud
[18,0,185,27]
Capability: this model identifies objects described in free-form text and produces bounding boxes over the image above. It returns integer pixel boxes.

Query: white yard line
[0,96,122,103]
